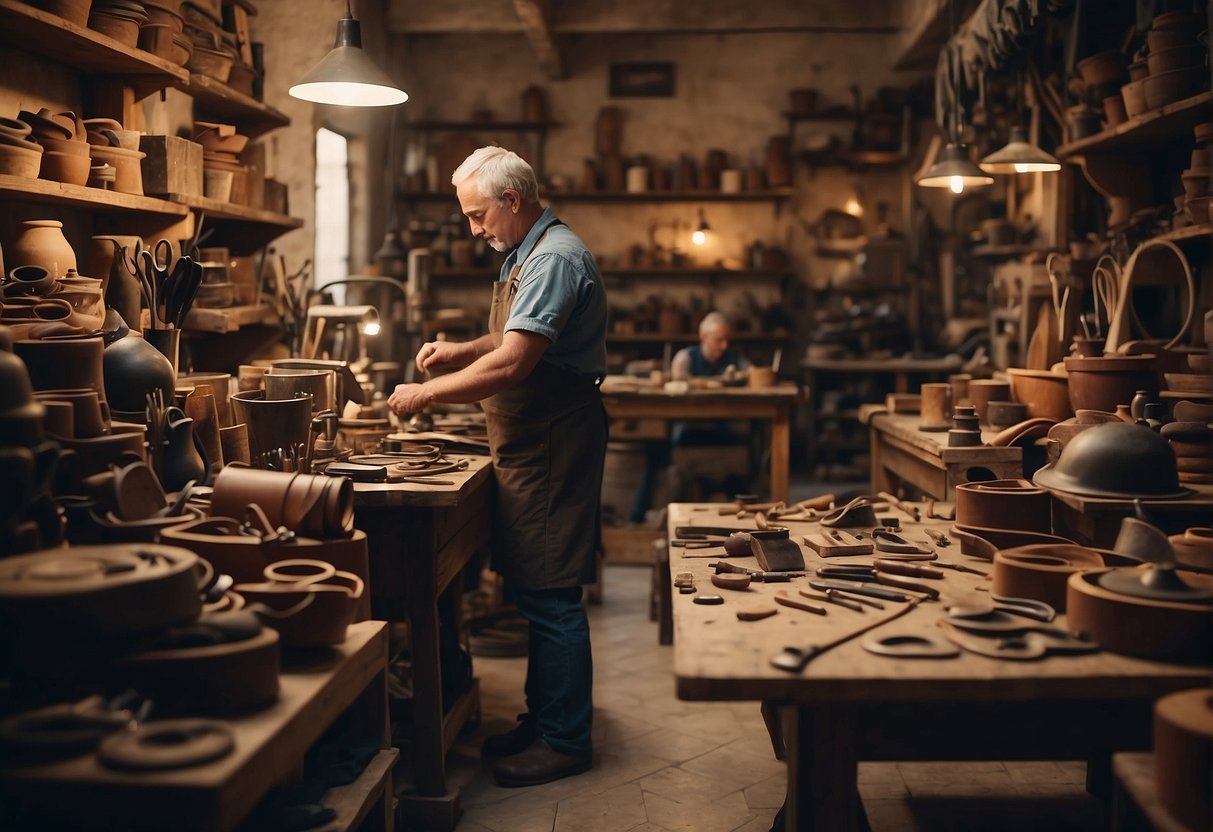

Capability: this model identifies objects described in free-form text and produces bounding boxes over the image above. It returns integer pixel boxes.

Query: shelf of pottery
[0,0,300,249]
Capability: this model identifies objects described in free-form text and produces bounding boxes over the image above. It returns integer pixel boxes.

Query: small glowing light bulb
[949,175,964,194]
[692,229,706,246]
[363,321,381,336]
[843,195,863,216]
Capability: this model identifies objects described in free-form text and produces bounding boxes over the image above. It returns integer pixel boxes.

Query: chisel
[808,579,911,602]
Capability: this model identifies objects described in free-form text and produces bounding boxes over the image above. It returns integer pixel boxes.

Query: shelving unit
[1056,91,1211,158]
[0,0,187,89]
[430,266,792,281]
[178,74,291,138]
[0,174,189,217]
[399,188,796,204]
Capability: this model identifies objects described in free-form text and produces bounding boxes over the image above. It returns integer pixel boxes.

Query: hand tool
[877,491,921,521]
[874,559,945,580]
[948,595,1055,623]
[736,607,778,621]
[1046,252,1072,345]
[799,587,865,612]
[774,592,827,615]
[873,529,934,556]
[873,573,940,599]
[808,579,911,602]
[938,621,1097,659]
[676,526,746,538]
[923,528,951,547]
[803,528,873,556]
[830,589,885,609]
[943,609,1071,635]
[770,596,926,673]
[707,562,806,581]
[815,564,877,580]
[716,500,781,515]
[933,561,989,577]
[671,540,725,549]
[861,632,959,658]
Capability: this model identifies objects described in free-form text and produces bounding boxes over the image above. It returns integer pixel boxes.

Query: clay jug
[96,239,141,330]
[522,85,547,123]
[10,220,76,279]
[595,107,621,156]
[159,408,209,491]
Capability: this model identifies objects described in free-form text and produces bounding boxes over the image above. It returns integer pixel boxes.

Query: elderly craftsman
[388,146,607,788]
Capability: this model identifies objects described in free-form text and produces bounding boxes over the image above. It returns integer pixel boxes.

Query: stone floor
[431,565,1106,832]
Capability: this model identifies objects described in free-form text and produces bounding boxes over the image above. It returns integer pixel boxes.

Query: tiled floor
[433,566,1106,832]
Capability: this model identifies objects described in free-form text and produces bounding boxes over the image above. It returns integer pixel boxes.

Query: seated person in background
[670,311,751,381]
[628,312,753,524]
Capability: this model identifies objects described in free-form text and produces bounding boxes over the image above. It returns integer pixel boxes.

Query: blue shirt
[500,208,607,376]
[675,344,751,377]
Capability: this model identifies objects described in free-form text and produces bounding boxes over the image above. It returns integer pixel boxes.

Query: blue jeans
[515,586,593,756]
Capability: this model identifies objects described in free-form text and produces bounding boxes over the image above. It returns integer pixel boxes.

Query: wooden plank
[0,174,189,216]
[0,622,388,832]
[323,748,398,832]
[1057,91,1212,158]
[442,678,481,754]
[0,0,187,85]
[871,412,1021,462]
[178,73,290,139]
[166,192,302,228]
[181,303,278,333]
[664,502,1209,705]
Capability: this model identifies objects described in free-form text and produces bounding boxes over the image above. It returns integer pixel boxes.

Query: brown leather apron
[483,224,607,589]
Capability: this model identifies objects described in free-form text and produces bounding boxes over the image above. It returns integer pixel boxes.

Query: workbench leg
[784,704,862,832]
[804,371,817,476]
[771,405,790,504]
[406,517,447,798]
[868,423,895,496]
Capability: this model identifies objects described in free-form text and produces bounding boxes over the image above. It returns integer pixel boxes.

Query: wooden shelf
[323,748,398,832]
[166,193,302,228]
[182,302,278,333]
[0,621,388,832]
[801,148,909,168]
[0,174,189,216]
[550,189,797,203]
[408,120,556,131]
[177,74,290,138]
[1156,222,1213,243]
[1057,91,1212,158]
[0,0,187,87]
[784,110,863,121]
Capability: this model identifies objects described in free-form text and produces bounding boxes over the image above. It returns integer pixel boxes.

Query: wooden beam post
[512,0,563,80]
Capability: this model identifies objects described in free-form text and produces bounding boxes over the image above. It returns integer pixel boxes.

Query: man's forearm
[422,338,535,404]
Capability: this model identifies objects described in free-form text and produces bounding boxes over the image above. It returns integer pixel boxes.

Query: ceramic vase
[103,333,175,417]
[10,220,76,279]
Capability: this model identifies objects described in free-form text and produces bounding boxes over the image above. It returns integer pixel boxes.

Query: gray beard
[489,240,510,253]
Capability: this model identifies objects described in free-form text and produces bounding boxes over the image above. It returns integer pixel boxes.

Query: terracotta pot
[748,367,777,389]
[1153,689,1213,832]
[13,335,105,398]
[1076,49,1128,88]
[968,379,1012,425]
[0,142,43,178]
[955,479,1052,533]
[1152,10,1207,30]
[1148,45,1207,76]
[1102,94,1127,127]
[1181,170,1208,199]
[186,46,233,81]
[1063,354,1157,413]
[10,220,77,279]
[39,0,94,27]
[37,135,90,157]
[1008,368,1074,421]
[87,145,144,195]
[1144,66,1207,110]
[88,10,140,46]
[918,382,952,431]
[39,150,90,186]
[1147,28,1197,52]
[137,23,178,59]
[1121,80,1148,119]
[143,1,184,30]
[1170,527,1213,570]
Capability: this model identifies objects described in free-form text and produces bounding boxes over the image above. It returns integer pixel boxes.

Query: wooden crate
[139,135,203,197]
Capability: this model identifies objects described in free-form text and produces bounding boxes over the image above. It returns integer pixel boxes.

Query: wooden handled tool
[874,559,945,580]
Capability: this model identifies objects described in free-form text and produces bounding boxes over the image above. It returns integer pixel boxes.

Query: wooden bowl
[88,11,140,47]
[1007,368,1074,421]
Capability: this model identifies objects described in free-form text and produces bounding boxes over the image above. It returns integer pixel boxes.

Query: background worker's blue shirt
[500,208,607,377]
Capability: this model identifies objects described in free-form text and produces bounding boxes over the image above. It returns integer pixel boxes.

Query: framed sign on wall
[609,62,676,97]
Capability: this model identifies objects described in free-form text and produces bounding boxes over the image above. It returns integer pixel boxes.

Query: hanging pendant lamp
[917,142,994,193]
[289,4,408,107]
[980,126,1062,173]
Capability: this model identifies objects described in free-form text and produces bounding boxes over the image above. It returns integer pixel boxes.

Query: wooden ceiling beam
[513,0,564,79]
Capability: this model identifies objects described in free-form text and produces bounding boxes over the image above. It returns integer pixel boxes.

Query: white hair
[699,311,730,337]
[451,146,539,204]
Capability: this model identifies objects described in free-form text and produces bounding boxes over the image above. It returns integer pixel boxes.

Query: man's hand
[415,340,471,374]
[388,383,434,416]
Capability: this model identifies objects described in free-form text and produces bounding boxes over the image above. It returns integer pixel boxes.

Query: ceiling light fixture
[289,1,408,107]
[691,209,711,246]
[916,0,992,193]
[979,125,1062,173]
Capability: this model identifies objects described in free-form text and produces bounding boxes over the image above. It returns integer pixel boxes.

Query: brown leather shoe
[480,716,536,759]
[493,738,592,787]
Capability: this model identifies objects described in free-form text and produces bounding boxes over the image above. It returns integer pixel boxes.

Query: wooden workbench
[864,409,1023,500]
[600,378,799,503]
[1,621,393,831]
[666,502,1209,831]
[352,455,492,831]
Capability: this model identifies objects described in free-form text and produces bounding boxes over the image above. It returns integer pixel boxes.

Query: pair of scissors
[138,239,173,326]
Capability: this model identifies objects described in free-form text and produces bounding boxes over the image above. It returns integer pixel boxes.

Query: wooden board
[0,174,189,216]
[351,455,492,508]
[803,529,873,556]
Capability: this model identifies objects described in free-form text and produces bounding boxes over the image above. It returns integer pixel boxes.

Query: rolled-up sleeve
[504,253,585,343]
